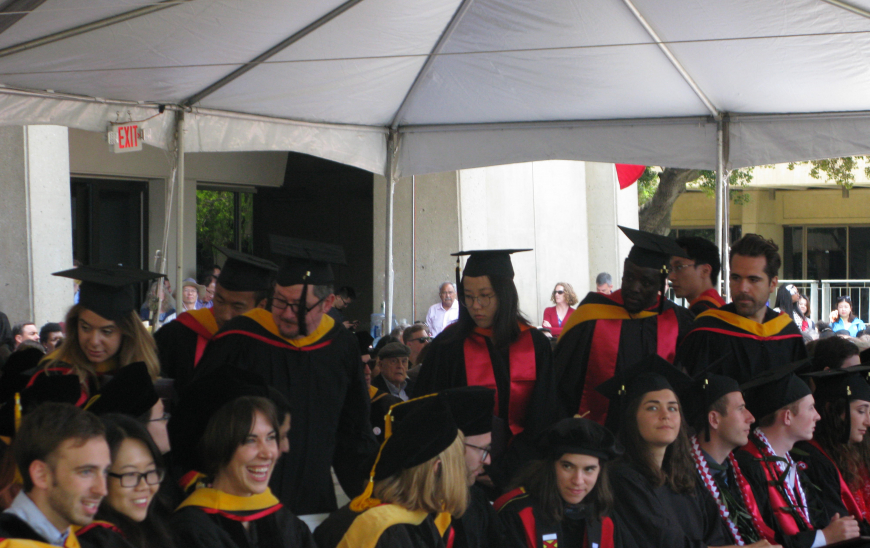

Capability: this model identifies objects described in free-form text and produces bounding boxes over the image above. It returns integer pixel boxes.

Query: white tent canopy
[2,0,870,325]
[0,0,869,175]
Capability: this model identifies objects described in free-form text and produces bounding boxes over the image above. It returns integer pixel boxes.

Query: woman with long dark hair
[795,369,870,533]
[414,250,560,490]
[76,414,175,548]
[602,356,730,548]
[829,296,866,338]
[774,284,809,333]
[496,417,627,548]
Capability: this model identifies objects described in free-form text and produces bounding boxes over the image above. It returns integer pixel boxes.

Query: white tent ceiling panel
[0,1,139,49]
[202,56,427,125]
[397,46,710,126]
[272,0,463,62]
[395,117,719,177]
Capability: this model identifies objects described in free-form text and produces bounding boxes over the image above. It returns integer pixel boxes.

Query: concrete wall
[374,160,635,327]
[0,126,73,327]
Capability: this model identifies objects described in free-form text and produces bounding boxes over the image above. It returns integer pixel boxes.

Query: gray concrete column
[0,126,73,327]
[585,162,638,291]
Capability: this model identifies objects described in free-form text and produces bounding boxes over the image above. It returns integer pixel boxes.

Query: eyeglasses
[147,412,170,422]
[554,290,565,295]
[464,443,491,462]
[108,469,165,488]
[407,336,431,344]
[272,295,327,313]
[464,294,494,307]
[672,263,696,272]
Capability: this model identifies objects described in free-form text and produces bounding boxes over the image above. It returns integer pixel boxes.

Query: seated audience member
[199,275,217,309]
[829,296,866,338]
[12,322,39,351]
[680,370,779,547]
[810,337,861,372]
[795,368,870,535]
[319,398,467,548]
[595,272,613,295]
[328,286,358,330]
[496,417,626,548]
[162,279,206,324]
[601,355,731,548]
[0,403,110,545]
[426,282,459,338]
[77,414,175,548]
[735,361,860,547]
[798,294,816,339]
[140,280,175,323]
[371,342,414,401]
[42,266,164,395]
[403,324,431,383]
[169,371,314,548]
[541,282,577,338]
[370,336,401,379]
[774,284,804,330]
[39,323,64,354]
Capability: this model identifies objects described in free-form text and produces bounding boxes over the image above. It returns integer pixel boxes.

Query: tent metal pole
[176,110,185,306]
[715,117,730,301]
[384,131,398,336]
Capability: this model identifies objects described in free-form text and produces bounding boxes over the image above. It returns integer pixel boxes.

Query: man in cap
[154,246,277,389]
[734,362,860,547]
[681,371,776,547]
[0,403,110,546]
[554,226,695,426]
[415,249,560,491]
[676,234,807,383]
[668,236,726,316]
[370,342,414,401]
[193,236,377,516]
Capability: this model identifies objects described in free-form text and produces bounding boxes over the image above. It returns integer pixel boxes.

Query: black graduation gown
[0,514,54,544]
[793,441,870,536]
[608,462,729,548]
[76,521,135,548]
[687,289,726,317]
[675,304,807,383]
[193,309,378,515]
[154,308,218,390]
[170,488,315,548]
[495,487,631,548]
[452,484,504,548]
[414,324,560,489]
[554,291,694,431]
[324,504,452,548]
[733,447,829,548]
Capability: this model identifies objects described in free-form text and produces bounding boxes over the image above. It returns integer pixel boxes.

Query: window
[196,186,254,278]
[783,225,870,280]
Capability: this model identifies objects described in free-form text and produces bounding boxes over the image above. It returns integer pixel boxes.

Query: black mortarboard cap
[804,366,870,405]
[0,374,85,437]
[741,358,813,421]
[391,387,495,437]
[270,235,345,286]
[596,354,692,407]
[540,417,623,461]
[84,363,158,418]
[619,226,689,271]
[214,245,278,292]
[680,373,741,431]
[53,265,164,321]
[373,398,457,480]
[0,347,45,402]
[451,249,531,279]
[168,368,270,472]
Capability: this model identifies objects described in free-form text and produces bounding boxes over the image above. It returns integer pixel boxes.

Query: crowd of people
[1,227,870,548]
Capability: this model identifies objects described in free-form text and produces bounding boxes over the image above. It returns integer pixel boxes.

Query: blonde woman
[39,266,162,396]
[542,282,578,338]
[316,399,468,548]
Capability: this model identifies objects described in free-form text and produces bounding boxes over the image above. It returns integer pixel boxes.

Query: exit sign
[109,122,143,153]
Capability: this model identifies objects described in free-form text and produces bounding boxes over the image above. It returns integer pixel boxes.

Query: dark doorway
[71,177,148,269]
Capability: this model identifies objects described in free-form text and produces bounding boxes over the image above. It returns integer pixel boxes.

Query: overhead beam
[0,0,48,37]
[183,0,366,107]
[821,0,870,19]
[621,0,720,118]
[390,0,476,129]
[0,0,191,60]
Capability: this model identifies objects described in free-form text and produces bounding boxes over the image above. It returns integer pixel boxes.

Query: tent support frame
[176,110,186,305]
[384,131,399,335]
[715,117,731,301]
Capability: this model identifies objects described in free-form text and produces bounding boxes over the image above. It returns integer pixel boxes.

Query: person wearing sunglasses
[77,414,176,548]
[542,283,578,338]
[829,295,866,338]
[402,324,431,367]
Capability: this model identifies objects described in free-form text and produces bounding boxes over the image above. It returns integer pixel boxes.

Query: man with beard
[0,403,110,546]
[676,234,807,383]
[193,236,377,516]
[555,226,695,431]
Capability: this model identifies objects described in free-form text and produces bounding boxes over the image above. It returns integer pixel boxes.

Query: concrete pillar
[0,126,73,327]
[585,162,638,292]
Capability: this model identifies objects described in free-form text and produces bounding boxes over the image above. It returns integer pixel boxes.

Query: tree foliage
[196,190,254,271]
